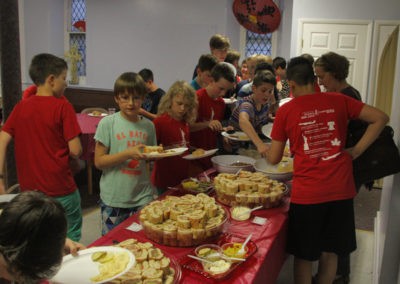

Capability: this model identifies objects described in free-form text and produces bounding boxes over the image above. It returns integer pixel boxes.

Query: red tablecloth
[76,113,103,160]
[90,189,289,284]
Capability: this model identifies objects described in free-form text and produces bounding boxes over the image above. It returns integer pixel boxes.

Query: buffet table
[90,187,289,283]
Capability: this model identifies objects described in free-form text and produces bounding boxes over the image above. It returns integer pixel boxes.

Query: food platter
[182,148,218,160]
[88,113,108,117]
[221,131,250,141]
[51,246,135,284]
[143,147,188,158]
[181,233,257,280]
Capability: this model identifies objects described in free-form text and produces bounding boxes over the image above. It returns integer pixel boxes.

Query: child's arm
[190,120,223,132]
[139,108,157,120]
[68,136,82,159]
[348,104,389,159]
[266,140,286,165]
[0,131,12,194]
[238,112,268,156]
[94,141,145,170]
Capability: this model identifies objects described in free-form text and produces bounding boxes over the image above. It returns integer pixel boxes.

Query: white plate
[261,124,273,139]
[221,131,250,141]
[223,98,237,104]
[88,113,108,117]
[182,148,219,160]
[279,97,292,107]
[144,147,188,158]
[51,246,135,284]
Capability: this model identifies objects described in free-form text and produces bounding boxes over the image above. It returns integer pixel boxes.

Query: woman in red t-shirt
[151,81,198,194]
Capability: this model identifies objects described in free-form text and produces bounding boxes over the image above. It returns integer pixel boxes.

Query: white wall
[85,0,241,90]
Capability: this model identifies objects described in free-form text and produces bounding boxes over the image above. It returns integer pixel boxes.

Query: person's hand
[257,143,270,158]
[64,238,86,256]
[208,120,223,132]
[126,144,145,160]
[345,147,362,160]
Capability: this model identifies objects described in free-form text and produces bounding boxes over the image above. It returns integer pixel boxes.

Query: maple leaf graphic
[331,138,341,146]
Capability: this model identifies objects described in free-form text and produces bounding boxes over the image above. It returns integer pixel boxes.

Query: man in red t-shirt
[190,62,235,170]
[267,56,388,284]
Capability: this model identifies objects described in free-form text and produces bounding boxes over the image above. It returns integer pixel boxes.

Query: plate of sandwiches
[143,145,188,158]
[183,148,219,160]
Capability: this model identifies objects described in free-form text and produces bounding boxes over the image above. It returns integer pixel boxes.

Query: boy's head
[247,54,273,80]
[300,53,315,65]
[0,191,67,283]
[272,56,287,78]
[195,54,218,87]
[253,70,277,88]
[314,52,349,81]
[206,62,235,99]
[29,53,68,85]
[286,57,315,96]
[138,68,154,93]
[225,49,241,69]
[209,34,230,62]
[252,70,277,105]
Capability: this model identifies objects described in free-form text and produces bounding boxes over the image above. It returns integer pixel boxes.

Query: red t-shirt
[271,92,364,204]
[152,113,190,189]
[190,88,225,150]
[2,95,81,196]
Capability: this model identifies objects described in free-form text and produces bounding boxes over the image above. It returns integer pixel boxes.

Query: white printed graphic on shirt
[298,108,342,160]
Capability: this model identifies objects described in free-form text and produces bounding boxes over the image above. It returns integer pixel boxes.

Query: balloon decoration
[232,0,281,34]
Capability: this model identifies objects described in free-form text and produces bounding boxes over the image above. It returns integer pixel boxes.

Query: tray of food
[139,194,228,247]
[213,170,288,208]
[143,145,188,158]
[112,238,181,283]
[181,233,257,280]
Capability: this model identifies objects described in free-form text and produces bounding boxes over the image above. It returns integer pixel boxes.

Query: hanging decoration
[232,0,281,34]
[64,44,82,85]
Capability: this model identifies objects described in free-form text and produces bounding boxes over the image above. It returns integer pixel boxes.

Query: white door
[298,20,373,101]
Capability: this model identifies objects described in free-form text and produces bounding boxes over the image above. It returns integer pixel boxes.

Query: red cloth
[76,113,104,160]
[22,85,37,100]
[2,96,81,196]
[90,188,290,284]
[152,113,190,189]
[271,92,364,204]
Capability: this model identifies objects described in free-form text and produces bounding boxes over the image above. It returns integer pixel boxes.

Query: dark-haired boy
[138,68,165,120]
[0,53,83,241]
[191,54,218,91]
[267,56,388,284]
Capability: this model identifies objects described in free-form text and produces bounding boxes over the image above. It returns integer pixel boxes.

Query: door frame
[297,18,373,100]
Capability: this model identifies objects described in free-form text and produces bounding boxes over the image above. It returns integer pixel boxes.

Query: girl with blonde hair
[152,81,198,193]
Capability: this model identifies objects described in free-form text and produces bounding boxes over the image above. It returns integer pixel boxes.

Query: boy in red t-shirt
[267,57,388,284]
[190,62,235,171]
[0,53,83,241]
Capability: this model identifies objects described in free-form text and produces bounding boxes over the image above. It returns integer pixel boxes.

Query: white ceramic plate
[223,98,237,104]
[261,124,273,139]
[182,148,218,160]
[144,147,188,158]
[52,246,135,284]
[221,131,250,141]
[88,113,108,117]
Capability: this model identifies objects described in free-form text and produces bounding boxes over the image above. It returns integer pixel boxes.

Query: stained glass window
[245,31,272,57]
[69,0,86,76]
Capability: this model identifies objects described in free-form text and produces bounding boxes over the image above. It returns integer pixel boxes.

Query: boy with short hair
[192,33,231,79]
[273,56,290,99]
[94,72,157,235]
[138,68,165,120]
[190,63,235,170]
[191,54,218,90]
[267,56,389,284]
[0,53,83,241]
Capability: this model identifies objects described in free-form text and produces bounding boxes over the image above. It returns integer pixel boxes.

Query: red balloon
[232,0,281,34]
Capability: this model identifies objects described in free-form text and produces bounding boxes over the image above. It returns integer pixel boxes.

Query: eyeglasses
[118,94,143,103]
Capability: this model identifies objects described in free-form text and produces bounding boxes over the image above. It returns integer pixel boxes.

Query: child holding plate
[94,72,157,235]
[228,70,276,156]
[151,81,198,193]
